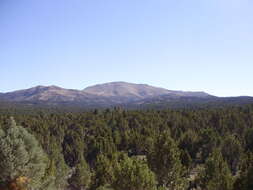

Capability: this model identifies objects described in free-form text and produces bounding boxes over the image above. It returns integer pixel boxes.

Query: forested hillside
[1,105,253,190]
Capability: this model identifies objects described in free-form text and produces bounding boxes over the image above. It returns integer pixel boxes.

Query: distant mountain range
[0,82,253,109]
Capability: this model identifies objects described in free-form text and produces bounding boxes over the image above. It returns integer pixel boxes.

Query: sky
[0,0,252,97]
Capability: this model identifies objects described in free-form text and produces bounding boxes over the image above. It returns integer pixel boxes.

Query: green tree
[48,138,70,190]
[0,117,48,190]
[39,159,57,190]
[198,149,233,190]
[245,128,253,151]
[94,154,116,188]
[68,158,91,190]
[199,128,221,162]
[147,132,187,189]
[179,129,199,160]
[221,135,243,174]
[233,153,253,190]
[112,155,157,190]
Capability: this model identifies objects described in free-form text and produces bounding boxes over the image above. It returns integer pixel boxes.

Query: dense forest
[1,105,253,190]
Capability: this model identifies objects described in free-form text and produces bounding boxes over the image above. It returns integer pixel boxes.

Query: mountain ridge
[0,82,211,101]
[1,82,252,109]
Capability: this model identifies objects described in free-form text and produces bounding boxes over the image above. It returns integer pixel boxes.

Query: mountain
[83,82,169,98]
[1,85,89,102]
[0,85,114,107]
[0,82,252,109]
[83,82,210,100]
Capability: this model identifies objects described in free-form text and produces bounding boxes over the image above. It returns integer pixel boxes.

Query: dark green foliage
[221,135,243,174]
[112,155,157,190]
[179,129,199,160]
[1,105,253,190]
[147,132,187,189]
[199,128,221,162]
[245,128,253,151]
[180,149,192,168]
[94,153,156,190]
[47,138,70,190]
[94,154,116,188]
[233,153,253,190]
[68,159,91,190]
[198,149,234,190]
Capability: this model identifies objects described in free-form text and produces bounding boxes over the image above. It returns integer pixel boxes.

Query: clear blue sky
[0,0,252,96]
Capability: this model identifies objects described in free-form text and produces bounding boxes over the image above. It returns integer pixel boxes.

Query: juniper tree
[112,155,157,190]
[0,117,48,190]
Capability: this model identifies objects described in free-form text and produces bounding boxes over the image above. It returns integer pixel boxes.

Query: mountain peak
[32,85,62,90]
[83,82,169,98]
[83,82,211,98]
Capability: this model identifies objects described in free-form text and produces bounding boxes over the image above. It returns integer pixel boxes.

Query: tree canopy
[1,105,253,190]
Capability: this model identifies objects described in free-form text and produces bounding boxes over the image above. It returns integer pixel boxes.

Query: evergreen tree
[39,159,57,190]
[94,154,116,188]
[0,117,48,190]
[199,128,221,162]
[198,149,233,190]
[68,158,91,190]
[112,155,157,190]
[48,138,70,190]
[179,129,199,160]
[147,132,186,189]
[233,153,253,190]
[221,135,243,174]
[245,128,253,151]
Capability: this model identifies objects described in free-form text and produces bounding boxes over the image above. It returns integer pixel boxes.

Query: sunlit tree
[0,117,48,190]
